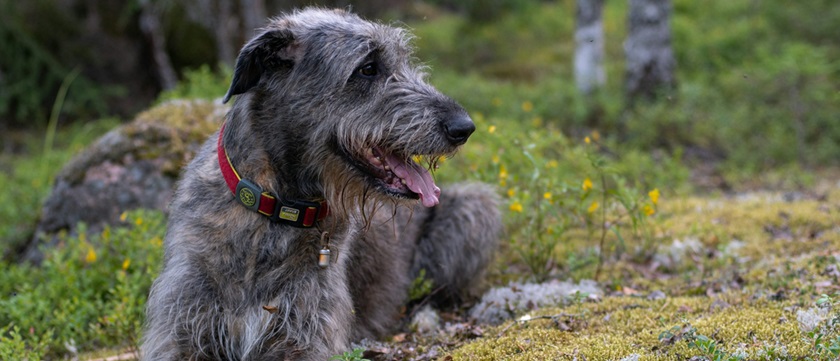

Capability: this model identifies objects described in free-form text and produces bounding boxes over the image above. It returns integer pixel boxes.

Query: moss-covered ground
[363,187,840,361]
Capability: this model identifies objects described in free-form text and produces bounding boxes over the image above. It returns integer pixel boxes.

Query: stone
[23,99,226,262]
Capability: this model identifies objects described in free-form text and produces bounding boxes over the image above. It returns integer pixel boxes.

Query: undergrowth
[0,210,165,358]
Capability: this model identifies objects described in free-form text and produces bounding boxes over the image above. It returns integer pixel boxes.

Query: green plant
[688,334,745,361]
[803,293,840,360]
[0,210,166,357]
[330,347,370,361]
[0,325,50,361]
[0,16,110,127]
[157,64,232,102]
[408,269,435,302]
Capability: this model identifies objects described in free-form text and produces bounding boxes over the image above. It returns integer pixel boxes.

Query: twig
[86,350,138,361]
[496,313,578,337]
[593,173,608,281]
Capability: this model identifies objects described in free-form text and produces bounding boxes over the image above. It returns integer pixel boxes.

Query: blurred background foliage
[2,0,838,176]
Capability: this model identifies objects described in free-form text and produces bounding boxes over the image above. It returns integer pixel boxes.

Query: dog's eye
[357,63,378,78]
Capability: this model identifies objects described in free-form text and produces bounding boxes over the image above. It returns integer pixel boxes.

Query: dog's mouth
[352,146,441,207]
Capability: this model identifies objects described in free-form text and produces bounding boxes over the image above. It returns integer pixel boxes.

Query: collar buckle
[235,179,263,212]
[271,197,326,228]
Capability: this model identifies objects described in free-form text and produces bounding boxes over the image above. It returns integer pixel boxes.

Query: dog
[141,8,501,360]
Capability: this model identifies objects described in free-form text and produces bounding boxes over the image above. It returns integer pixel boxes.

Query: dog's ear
[223,28,298,103]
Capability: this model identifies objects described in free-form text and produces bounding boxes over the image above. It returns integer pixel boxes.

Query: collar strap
[217,123,329,228]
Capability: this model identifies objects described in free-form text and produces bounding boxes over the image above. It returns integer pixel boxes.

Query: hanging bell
[318,248,331,268]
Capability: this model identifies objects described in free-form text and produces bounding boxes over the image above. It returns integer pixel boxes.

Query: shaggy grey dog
[141,8,501,360]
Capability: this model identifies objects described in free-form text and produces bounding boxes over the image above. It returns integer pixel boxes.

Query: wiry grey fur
[141,8,501,361]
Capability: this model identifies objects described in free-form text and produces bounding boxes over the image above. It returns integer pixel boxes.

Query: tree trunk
[214,0,239,67]
[624,0,676,103]
[574,0,606,95]
[240,0,268,37]
[139,0,178,90]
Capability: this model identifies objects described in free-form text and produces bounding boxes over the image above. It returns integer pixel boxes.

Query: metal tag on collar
[271,197,322,227]
[235,179,263,212]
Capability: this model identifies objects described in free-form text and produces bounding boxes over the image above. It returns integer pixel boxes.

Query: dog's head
[223,8,474,209]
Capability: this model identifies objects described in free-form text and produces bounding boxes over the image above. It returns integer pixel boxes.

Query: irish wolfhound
[141,8,501,360]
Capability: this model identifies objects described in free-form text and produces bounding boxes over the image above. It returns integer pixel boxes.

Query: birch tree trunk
[575,0,606,95]
[624,0,676,103]
[139,0,178,90]
[239,0,268,38]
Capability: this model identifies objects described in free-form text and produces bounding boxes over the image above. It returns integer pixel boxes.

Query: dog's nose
[443,113,475,145]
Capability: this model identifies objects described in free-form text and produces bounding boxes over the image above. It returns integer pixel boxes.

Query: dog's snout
[443,113,475,145]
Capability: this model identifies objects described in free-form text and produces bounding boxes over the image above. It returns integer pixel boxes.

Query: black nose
[443,113,475,145]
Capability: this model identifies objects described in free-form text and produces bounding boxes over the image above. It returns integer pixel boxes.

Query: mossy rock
[24,99,226,262]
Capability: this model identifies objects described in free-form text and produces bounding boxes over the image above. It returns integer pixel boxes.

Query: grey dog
[141,8,501,360]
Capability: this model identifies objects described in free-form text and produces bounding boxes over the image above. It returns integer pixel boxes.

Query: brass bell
[318,248,331,268]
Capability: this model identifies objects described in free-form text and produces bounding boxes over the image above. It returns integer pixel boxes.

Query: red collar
[217,122,329,227]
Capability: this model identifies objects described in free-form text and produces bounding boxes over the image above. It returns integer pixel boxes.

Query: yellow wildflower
[546,160,559,168]
[492,154,500,164]
[582,177,593,191]
[507,188,516,198]
[591,130,601,141]
[643,204,655,216]
[509,201,523,213]
[531,116,543,127]
[488,125,496,134]
[119,212,128,222]
[585,136,591,144]
[587,201,599,213]
[499,165,508,179]
[85,247,97,263]
[135,217,143,226]
[122,258,131,271]
[543,192,552,200]
[521,101,534,113]
[649,188,660,205]
[150,236,163,247]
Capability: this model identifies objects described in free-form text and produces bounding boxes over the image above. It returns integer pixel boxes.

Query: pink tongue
[385,154,441,207]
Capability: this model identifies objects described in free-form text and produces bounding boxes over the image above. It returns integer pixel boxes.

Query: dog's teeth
[401,179,407,185]
[384,165,390,170]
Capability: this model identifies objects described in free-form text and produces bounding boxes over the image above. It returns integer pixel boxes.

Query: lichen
[450,297,811,360]
[445,190,839,360]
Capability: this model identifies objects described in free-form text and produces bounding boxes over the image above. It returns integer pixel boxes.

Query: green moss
[450,297,811,360]
[124,99,225,175]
